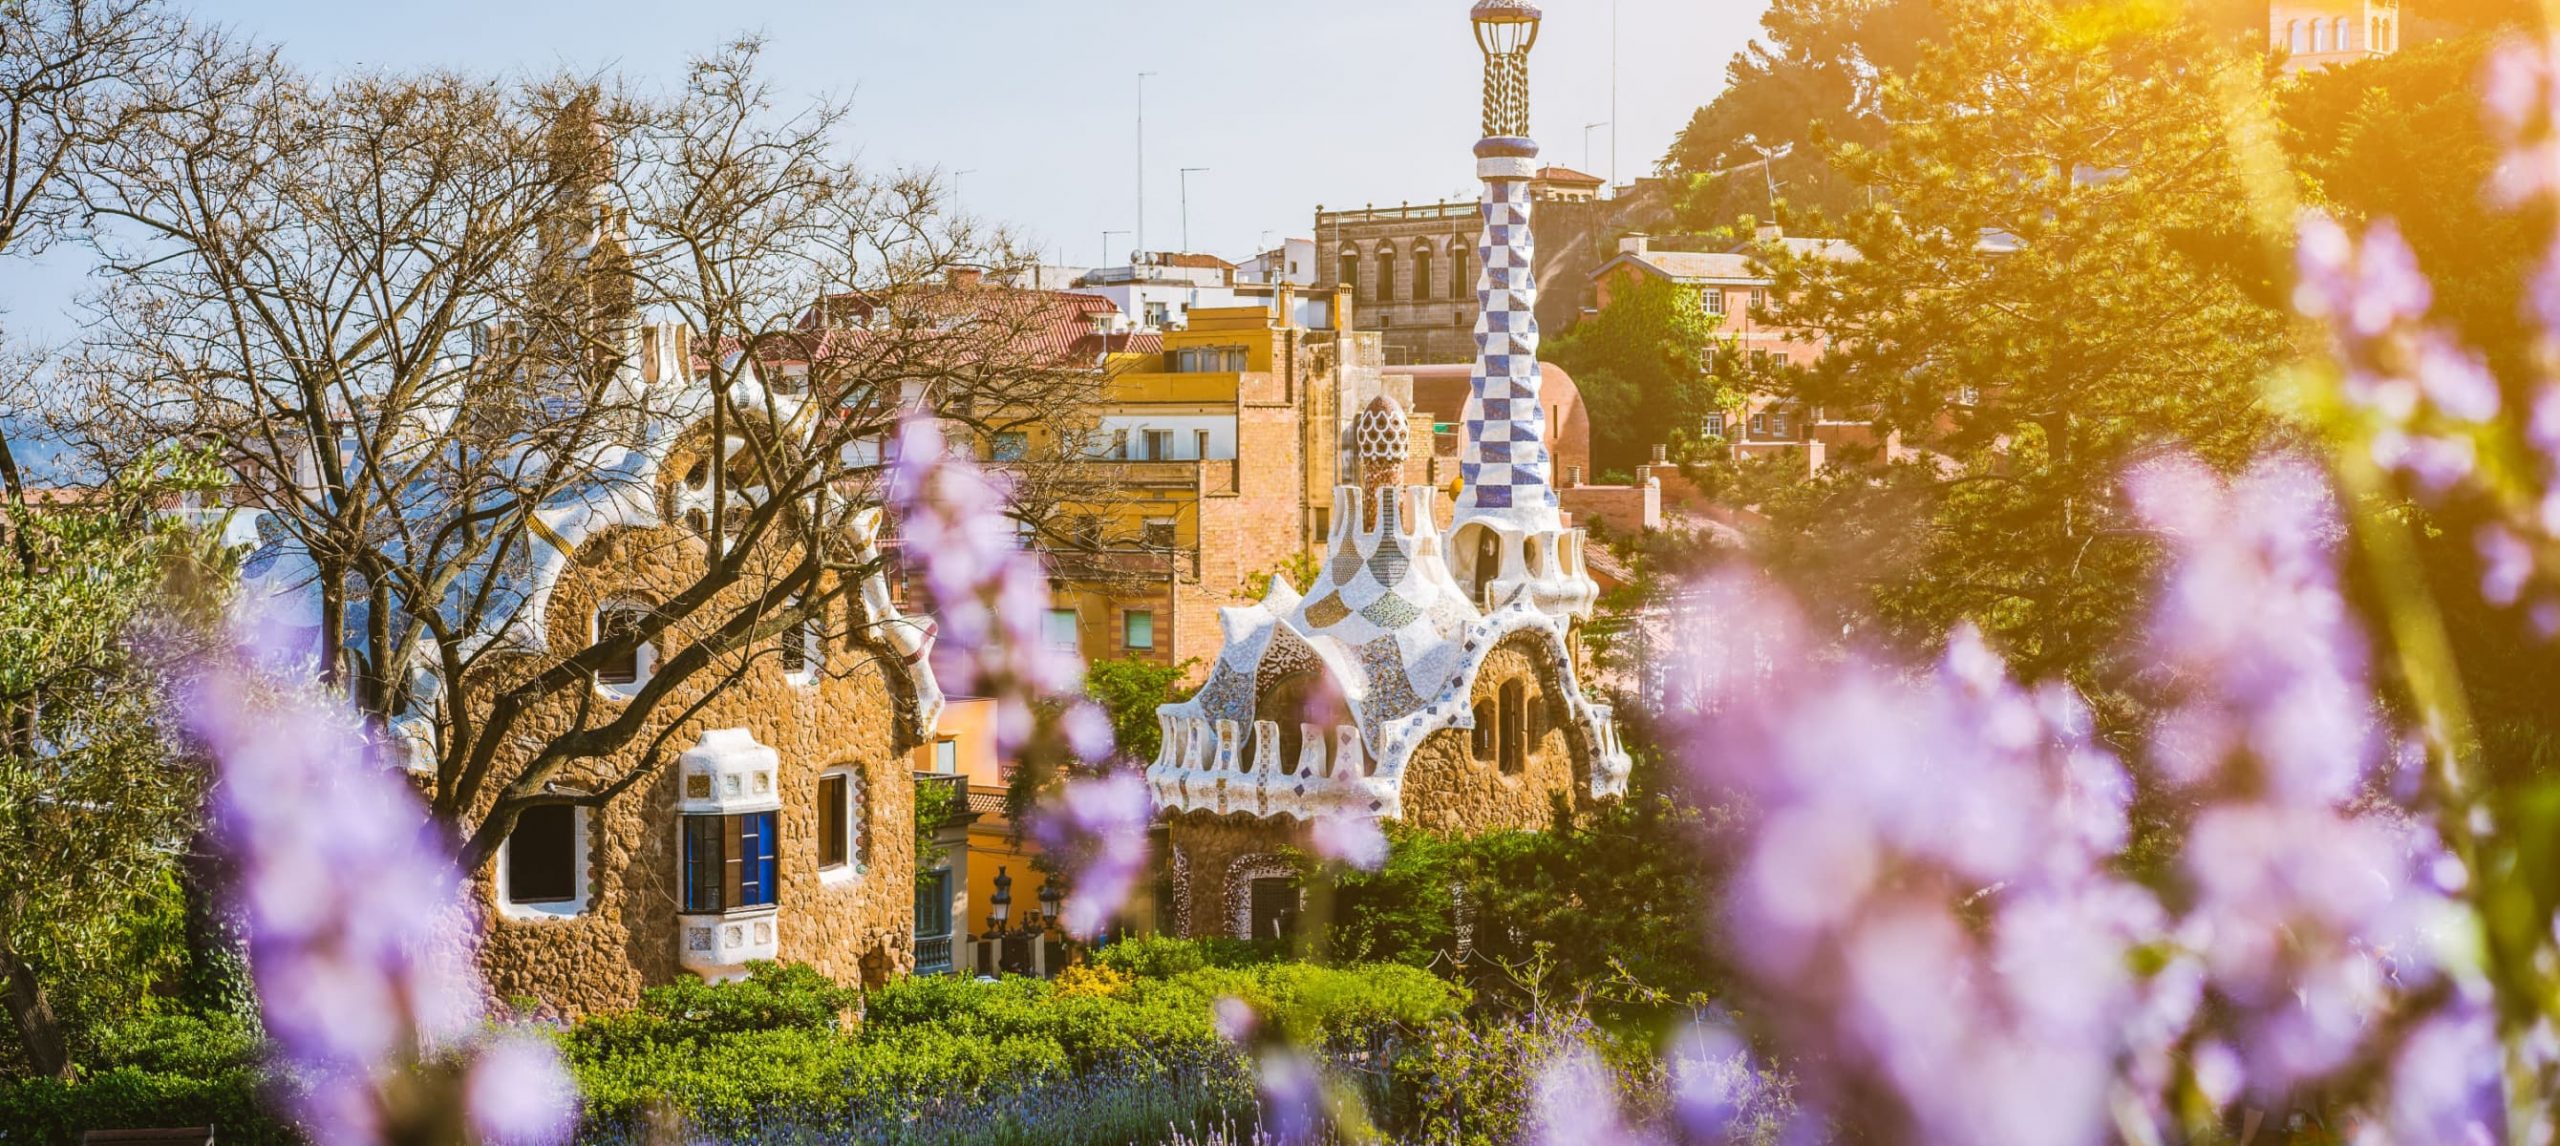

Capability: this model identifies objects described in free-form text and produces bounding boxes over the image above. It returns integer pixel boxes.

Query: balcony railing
[916,932,954,976]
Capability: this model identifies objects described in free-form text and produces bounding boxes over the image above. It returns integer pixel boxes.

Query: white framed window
[497,804,591,920]
[1703,412,1727,440]
[817,768,861,882]
[1142,430,1174,461]
[593,600,657,700]
[1044,608,1081,651]
[1703,289,1726,317]
[934,738,959,774]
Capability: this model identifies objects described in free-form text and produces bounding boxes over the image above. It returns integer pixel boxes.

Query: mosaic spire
[1452,1,1559,535]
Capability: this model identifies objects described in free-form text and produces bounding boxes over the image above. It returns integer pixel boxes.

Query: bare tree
[70,38,1119,872]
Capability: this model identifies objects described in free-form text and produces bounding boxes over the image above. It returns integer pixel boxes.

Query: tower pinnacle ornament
[1452,0,1559,538]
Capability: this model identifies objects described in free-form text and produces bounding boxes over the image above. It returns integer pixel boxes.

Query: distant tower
[1448,1,1596,620]
[2270,0,2398,74]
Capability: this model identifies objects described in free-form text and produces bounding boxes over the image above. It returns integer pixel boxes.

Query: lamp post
[1038,875,1065,928]
[988,865,1013,935]
[1471,0,1542,142]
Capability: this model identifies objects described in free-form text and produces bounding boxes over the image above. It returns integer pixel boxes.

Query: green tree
[1081,656,1196,767]
[0,452,231,1078]
[1543,273,1736,476]
[1750,0,2290,713]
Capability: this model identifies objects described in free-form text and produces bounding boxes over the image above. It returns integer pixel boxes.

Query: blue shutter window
[682,811,780,914]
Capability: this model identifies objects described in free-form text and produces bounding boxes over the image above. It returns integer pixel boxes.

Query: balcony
[915,932,955,976]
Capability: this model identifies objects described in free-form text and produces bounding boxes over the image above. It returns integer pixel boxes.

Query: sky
[1,0,1764,338]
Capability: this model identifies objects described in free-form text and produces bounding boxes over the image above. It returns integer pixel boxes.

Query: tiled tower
[1448,1,1596,619]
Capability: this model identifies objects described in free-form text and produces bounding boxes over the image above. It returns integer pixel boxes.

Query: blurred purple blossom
[1530,1042,1654,1146]
[1308,804,1387,871]
[467,1033,580,1143]
[182,604,573,1144]
[1030,768,1154,939]
[884,415,1085,756]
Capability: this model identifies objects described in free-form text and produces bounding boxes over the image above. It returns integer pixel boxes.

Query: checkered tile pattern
[1456,176,1554,516]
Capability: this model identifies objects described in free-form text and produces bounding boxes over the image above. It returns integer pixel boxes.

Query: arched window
[1413,244,1436,302]
[1497,679,1527,775]
[2287,19,2304,53]
[2333,17,2350,51]
[1376,247,1397,303]
[1452,248,1472,300]
[1471,701,1497,762]
[1339,249,1359,295]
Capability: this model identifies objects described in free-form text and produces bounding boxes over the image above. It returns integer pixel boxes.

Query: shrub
[1088,935,1281,979]
[0,1066,290,1146]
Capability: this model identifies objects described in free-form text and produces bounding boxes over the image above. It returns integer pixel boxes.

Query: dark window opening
[1471,701,1497,762]
[595,605,649,686]
[1498,680,1528,775]
[1413,247,1435,301]
[1249,876,1300,943]
[682,811,778,914]
[782,601,815,676]
[506,805,578,905]
[916,868,953,937]
[819,774,851,870]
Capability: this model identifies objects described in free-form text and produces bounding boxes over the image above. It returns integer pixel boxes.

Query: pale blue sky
[4,0,1762,337]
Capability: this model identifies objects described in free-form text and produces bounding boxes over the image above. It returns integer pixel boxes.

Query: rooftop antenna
[1584,122,1610,175]
[1612,0,1620,191]
[1136,72,1158,263]
[1101,229,1130,267]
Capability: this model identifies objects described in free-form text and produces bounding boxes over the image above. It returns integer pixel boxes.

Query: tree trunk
[0,941,71,1080]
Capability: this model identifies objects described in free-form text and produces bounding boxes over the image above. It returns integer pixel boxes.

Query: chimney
[1618,233,1651,257]
[1755,222,1785,244]
[1650,444,1669,465]
[1563,465,1583,489]
[948,267,987,289]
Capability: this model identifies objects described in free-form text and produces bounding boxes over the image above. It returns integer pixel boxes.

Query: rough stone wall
[1398,636,1586,836]
[467,434,919,1018]
[1162,811,1303,939]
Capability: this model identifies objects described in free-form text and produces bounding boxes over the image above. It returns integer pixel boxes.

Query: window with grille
[1704,289,1726,316]
[681,811,778,914]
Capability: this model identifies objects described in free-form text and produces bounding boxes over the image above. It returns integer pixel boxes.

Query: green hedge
[0,1013,292,1146]
[570,948,1464,1137]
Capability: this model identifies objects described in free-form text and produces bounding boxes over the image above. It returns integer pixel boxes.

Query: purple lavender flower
[183,604,574,1144]
[884,415,1085,755]
[1529,1042,1654,1146]
[467,1033,580,1143]
[1029,767,1154,939]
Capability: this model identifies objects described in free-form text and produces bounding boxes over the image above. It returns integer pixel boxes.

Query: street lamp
[1038,877,1065,929]
[988,866,1013,933]
[1471,0,1543,142]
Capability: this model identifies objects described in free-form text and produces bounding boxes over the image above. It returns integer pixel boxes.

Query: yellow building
[1042,287,1407,677]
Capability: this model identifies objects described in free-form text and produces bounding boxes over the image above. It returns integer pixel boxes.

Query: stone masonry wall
[468,431,920,1017]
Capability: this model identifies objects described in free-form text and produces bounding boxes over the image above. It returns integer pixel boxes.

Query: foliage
[1740,0,2288,730]
[0,1009,290,1144]
[1081,655,1197,766]
[1543,273,1737,477]
[913,774,959,886]
[564,956,1461,1136]
[1239,551,1321,604]
[1087,935,1284,979]
[0,447,234,1077]
[1322,754,1726,1019]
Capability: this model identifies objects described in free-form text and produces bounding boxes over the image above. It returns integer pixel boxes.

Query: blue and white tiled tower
[1449,0,1597,620]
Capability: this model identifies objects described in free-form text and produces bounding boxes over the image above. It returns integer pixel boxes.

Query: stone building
[238,101,943,1015]
[1316,165,1658,366]
[1146,0,1633,942]
[1042,291,1388,674]
[2271,0,2399,72]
